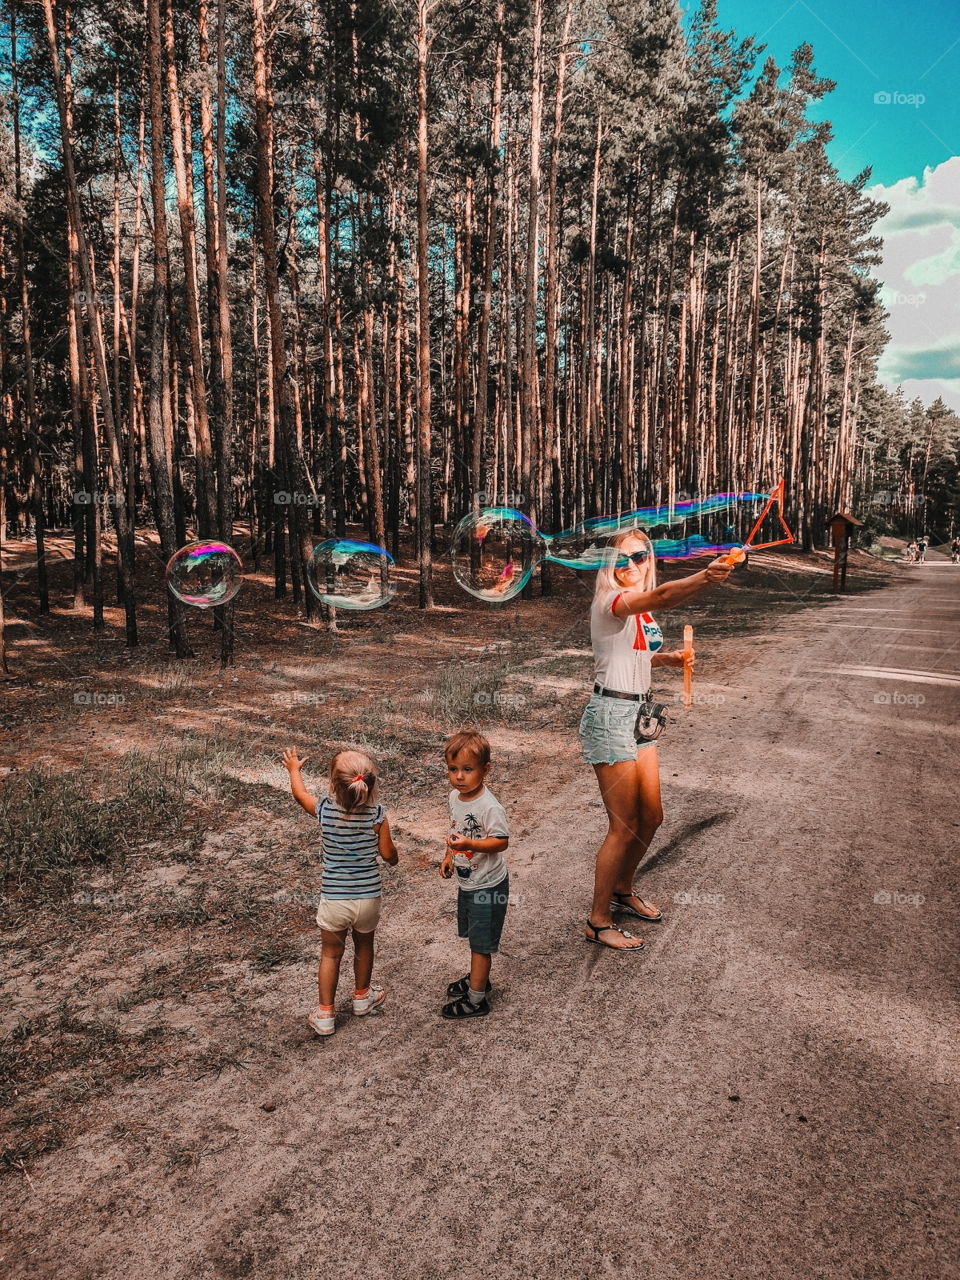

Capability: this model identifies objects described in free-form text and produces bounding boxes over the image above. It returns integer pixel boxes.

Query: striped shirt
[317,796,385,900]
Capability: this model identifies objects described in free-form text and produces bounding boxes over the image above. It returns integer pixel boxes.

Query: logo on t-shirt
[634,612,663,652]
[453,811,484,879]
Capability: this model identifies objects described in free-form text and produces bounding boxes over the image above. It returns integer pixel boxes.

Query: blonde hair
[594,528,657,598]
[329,749,378,811]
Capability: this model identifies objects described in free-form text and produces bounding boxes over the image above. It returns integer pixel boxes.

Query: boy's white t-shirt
[590,589,662,694]
[448,785,509,893]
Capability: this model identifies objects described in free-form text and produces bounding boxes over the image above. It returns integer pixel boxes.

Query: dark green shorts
[457,875,510,955]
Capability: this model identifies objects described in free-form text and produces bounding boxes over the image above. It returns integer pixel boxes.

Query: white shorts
[316,896,382,934]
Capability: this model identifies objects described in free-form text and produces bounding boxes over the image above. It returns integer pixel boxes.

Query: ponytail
[330,750,378,812]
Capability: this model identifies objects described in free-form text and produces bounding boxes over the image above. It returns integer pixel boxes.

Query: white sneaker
[352,986,386,1016]
[307,1007,336,1037]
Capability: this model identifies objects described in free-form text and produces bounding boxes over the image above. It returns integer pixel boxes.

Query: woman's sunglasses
[617,549,650,566]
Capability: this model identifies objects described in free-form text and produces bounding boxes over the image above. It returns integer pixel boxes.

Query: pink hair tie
[352,774,366,783]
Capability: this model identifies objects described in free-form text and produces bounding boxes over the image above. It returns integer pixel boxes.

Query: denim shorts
[579,692,658,765]
[457,875,509,955]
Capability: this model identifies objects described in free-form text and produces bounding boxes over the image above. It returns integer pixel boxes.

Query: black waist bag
[634,699,668,743]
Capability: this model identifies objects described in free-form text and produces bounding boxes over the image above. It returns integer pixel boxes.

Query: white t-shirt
[590,589,662,695]
[448,786,509,892]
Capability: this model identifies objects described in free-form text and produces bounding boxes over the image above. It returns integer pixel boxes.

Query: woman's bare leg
[586,759,649,948]
[613,747,664,901]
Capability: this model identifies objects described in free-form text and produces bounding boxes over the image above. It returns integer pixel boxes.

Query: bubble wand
[717,478,794,566]
[682,624,694,708]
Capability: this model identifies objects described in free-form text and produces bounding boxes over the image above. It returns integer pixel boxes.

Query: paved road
[10,568,959,1280]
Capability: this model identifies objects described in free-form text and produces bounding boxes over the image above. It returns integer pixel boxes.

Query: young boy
[439,730,510,1020]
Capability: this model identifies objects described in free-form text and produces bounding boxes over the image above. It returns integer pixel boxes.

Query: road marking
[829,606,960,616]
[830,626,960,634]
[879,646,960,655]
[804,623,950,634]
[813,665,960,686]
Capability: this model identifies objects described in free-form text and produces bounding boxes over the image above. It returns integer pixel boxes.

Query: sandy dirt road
[7,565,959,1280]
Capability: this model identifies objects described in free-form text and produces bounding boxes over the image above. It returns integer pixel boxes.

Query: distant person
[951,538,960,564]
[283,747,399,1037]
[579,529,732,951]
[906,541,918,562]
[917,536,928,564]
[438,730,510,1020]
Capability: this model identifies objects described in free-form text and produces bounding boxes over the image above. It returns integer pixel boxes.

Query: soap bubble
[165,541,243,609]
[307,539,396,611]
[544,523,619,571]
[451,507,545,602]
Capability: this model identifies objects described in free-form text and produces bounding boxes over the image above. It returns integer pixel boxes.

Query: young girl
[282,747,399,1036]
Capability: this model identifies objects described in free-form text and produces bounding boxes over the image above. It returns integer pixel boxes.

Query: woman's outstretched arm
[611,558,731,618]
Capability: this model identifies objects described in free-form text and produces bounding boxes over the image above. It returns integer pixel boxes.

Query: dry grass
[0,735,256,902]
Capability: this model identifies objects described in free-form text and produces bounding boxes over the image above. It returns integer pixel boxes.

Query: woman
[580,529,732,951]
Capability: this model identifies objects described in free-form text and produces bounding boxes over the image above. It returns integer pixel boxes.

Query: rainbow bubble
[451,508,547,602]
[451,491,780,601]
[307,539,396,611]
[165,541,244,609]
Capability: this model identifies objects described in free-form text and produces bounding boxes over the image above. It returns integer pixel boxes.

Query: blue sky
[686,0,960,410]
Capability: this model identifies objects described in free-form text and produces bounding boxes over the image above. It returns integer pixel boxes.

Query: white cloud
[904,230,960,286]
[868,157,960,412]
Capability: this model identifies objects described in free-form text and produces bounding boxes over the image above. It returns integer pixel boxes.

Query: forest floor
[1,534,957,1279]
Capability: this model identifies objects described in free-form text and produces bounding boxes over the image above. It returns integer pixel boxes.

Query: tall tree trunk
[542,0,573,566]
[146,0,193,656]
[42,0,137,645]
[472,0,503,514]
[414,0,434,607]
[11,5,47,614]
[163,0,217,540]
[250,0,317,618]
[520,0,544,590]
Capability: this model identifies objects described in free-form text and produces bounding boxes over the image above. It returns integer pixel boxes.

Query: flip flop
[585,920,645,951]
[610,892,663,922]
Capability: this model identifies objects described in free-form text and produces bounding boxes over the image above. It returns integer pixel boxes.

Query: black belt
[593,683,650,702]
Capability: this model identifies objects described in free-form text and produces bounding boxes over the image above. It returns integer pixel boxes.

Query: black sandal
[610,892,663,923]
[441,993,490,1019]
[585,920,645,951]
[446,974,493,999]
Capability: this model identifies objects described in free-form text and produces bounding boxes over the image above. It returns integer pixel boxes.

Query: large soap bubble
[451,507,545,602]
[307,539,396,611]
[165,541,243,609]
[544,522,620,571]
